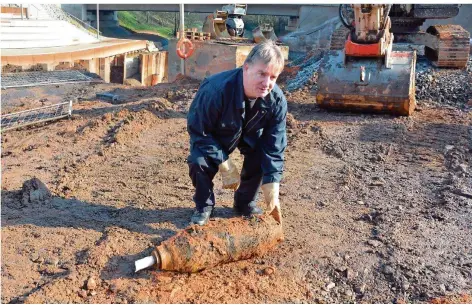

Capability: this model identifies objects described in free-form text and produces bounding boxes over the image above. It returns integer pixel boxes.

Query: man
[187,41,287,226]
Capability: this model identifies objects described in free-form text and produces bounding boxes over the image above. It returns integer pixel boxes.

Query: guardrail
[64,8,102,39]
[1,101,73,132]
[40,4,102,39]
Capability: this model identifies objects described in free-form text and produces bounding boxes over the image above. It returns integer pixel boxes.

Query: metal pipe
[180,3,185,75]
[20,4,23,20]
[96,4,100,40]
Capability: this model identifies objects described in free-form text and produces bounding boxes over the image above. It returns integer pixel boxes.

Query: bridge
[82,4,333,17]
[61,4,338,31]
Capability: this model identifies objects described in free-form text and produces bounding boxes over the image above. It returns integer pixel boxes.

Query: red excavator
[317,4,470,116]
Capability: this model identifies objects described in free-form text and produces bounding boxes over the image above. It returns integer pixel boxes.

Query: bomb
[135,215,283,273]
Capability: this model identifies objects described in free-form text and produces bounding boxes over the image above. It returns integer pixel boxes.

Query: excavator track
[330,27,350,50]
[425,24,470,68]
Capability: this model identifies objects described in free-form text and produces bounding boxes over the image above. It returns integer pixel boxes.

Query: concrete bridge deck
[83,4,330,17]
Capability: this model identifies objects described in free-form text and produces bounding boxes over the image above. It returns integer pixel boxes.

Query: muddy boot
[233,203,263,217]
[190,206,214,226]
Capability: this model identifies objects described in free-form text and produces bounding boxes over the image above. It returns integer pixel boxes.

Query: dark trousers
[188,145,262,211]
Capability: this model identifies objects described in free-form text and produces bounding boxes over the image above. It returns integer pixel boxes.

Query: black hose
[382,4,392,30]
[339,4,354,29]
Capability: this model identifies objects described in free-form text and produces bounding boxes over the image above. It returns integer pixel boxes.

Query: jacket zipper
[228,110,267,152]
[245,110,266,133]
[228,128,242,151]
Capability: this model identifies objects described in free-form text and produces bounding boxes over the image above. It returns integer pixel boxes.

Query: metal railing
[1,70,93,89]
[1,101,72,132]
[40,4,102,39]
[64,8,102,39]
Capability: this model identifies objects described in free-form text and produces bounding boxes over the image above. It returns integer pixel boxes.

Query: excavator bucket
[202,14,231,39]
[252,24,277,43]
[316,50,417,116]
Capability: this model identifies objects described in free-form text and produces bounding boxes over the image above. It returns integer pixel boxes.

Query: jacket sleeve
[187,80,229,166]
[261,95,287,184]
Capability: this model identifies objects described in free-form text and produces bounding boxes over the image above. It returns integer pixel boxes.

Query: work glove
[261,182,282,224]
[218,158,240,190]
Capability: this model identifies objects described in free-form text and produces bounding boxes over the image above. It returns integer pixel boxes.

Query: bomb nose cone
[134,255,157,272]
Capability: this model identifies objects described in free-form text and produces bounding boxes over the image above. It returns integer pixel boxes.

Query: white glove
[218,158,240,190]
[261,182,282,223]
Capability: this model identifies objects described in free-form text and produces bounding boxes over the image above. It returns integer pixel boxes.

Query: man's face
[243,60,281,99]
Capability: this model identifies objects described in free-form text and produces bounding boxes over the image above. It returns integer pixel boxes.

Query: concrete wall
[168,40,288,82]
[423,4,472,34]
[281,16,340,53]
[297,5,338,31]
[125,56,140,79]
[61,4,86,21]
[140,52,168,85]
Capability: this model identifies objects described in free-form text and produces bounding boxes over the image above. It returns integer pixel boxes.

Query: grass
[118,11,174,39]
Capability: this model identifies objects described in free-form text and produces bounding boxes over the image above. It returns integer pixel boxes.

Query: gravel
[285,51,324,92]
[415,55,472,109]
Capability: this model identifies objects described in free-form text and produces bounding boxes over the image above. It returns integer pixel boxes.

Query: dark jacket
[187,67,287,184]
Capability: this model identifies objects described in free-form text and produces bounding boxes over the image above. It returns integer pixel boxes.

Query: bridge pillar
[88,9,118,29]
[285,16,299,31]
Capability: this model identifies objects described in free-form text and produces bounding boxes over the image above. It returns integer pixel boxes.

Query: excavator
[202,4,247,39]
[202,3,277,43]
[317,4,470,116]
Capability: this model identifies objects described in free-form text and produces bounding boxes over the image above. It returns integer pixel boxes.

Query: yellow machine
[202,4,277,42]
[202,4,247,39]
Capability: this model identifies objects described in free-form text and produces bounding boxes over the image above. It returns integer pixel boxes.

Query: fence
[1,101,73,132]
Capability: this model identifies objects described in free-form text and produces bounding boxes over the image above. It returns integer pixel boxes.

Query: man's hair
[244,41,284,72]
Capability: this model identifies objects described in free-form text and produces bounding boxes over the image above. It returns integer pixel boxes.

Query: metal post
[96,4,100,40]
[20,4,23,20]
[179,3,185,75]
[68,100,73,117]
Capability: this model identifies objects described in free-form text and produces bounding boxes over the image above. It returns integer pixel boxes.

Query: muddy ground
[1,58,471,303]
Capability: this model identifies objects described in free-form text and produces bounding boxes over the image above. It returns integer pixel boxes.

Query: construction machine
[318,4,470,116]
[202,4,247,39]
[202,4,277,43]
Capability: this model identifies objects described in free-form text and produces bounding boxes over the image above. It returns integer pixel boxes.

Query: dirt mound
[105,108,161,146]
[21,178,52,206]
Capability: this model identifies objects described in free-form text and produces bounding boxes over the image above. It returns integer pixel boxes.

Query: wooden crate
[177,30,211,41]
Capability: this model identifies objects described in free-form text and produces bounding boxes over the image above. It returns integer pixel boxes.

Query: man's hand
[261,182,282,224]
[219,158,240,190]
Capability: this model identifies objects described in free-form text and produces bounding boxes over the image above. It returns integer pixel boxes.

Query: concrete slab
[168,39,289,82]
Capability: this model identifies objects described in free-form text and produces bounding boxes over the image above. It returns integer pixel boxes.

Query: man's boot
[233,202,263,217]
[190,206,214,226]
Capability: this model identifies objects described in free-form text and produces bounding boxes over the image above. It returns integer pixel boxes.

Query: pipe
[96,4,100,40]
[179,3,185,75]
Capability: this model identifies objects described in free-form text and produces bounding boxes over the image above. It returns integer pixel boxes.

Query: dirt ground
[1,60,471,303]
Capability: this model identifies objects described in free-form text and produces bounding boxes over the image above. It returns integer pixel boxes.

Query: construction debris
[285,51,324,92]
